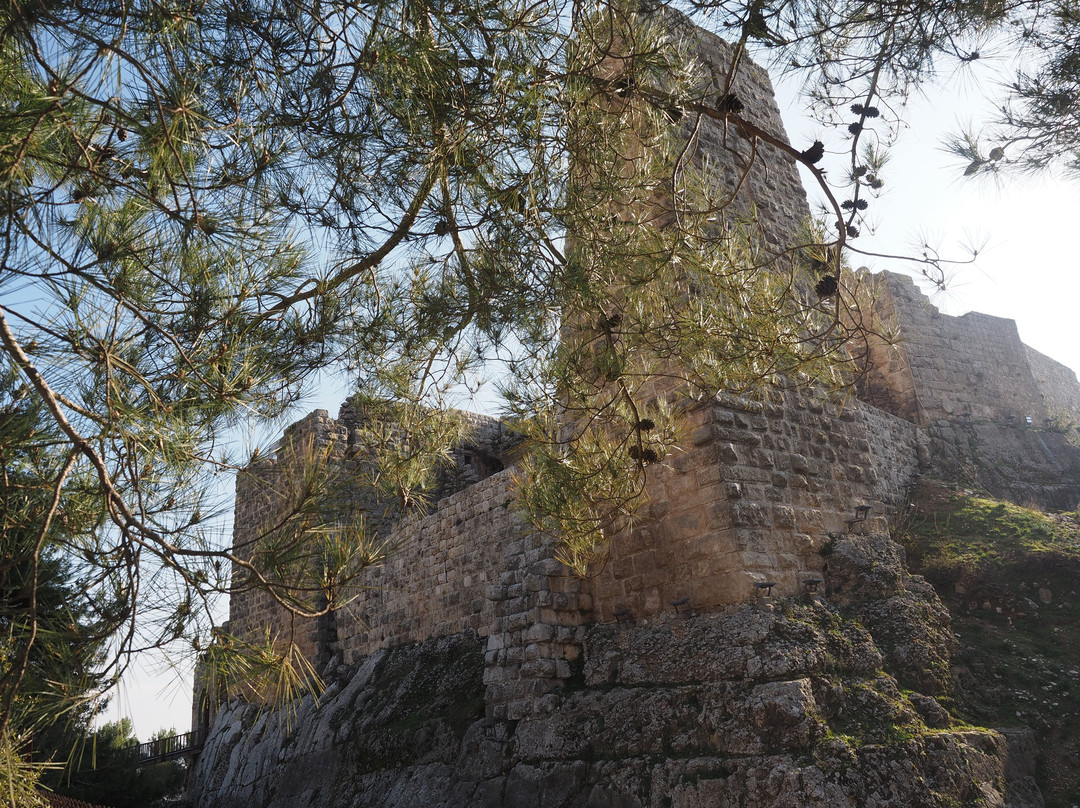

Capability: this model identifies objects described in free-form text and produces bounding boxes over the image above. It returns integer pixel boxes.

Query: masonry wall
[585,389,920,622]
[855,271,1080,510]
[227,404,516,667]
[864,272,1049,425]
[228,410,350,667]
[228,386,924,714]
[332,470,519,665]
[330,465,593,719]
[861,397,925,506]
[1026,344,1080,426]
[678,19,810,250]
[226,399,593,718]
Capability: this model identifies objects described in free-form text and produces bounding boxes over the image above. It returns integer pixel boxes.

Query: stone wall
[227,409,350,667]
[677,20,810,248]
[223,385,926,718]
[223,10,829,698]
[331,471,517,665]
[1026,344,1080,427]
[585,388,919,623]
[226,399,590,717]
[856,270,1080,508]
[330,465,593,722]
[862,272,1051,425]
[227,404,519,673]
[861,398,925,507]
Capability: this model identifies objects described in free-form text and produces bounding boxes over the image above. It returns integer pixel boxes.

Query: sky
[104,35,1080,742]
[771,66,1080,380]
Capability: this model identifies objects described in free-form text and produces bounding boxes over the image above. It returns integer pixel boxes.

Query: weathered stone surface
[191,601,1040,808]
[190,632,486,808]
[825,533,908,604]
[825,534,955,694]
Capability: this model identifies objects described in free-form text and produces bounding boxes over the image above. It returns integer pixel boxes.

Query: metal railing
[135,729,204,764]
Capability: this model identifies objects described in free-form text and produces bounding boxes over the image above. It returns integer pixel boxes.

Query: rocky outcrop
[925,420,1080,511]
[190,535,1042,808]
[824,533,956,696]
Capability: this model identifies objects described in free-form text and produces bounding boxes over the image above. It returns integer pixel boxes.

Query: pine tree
[1,0,1077,760]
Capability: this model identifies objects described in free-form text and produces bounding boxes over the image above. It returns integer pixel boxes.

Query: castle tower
[578,21,920,620]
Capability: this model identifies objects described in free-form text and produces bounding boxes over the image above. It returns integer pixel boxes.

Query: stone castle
[190,17,1078,807]
[216,267,1080,720]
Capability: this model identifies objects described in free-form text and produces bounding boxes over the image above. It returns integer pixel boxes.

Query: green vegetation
[46,720,185,808]
[898,482,1080,612]
[4,0,1080,798]
[814,672,928,748]
[897,481,1080,808]
[901,485,1080,577]
[0,732,47,808]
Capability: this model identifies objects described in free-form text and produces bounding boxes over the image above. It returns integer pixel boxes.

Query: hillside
[898,481,1080,808]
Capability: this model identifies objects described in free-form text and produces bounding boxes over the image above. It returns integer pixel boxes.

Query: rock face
[824,534,956,696]
[189,537,1042,808]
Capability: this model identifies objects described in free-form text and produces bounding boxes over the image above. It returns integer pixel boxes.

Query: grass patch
[900,484,1080,576]
[896,480,1080,808]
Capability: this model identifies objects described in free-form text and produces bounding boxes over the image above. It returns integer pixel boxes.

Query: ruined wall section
[335,399,517,504]
[867,272,1048,425]
[228,404,518,668]
[1026,344,1080,426]
[228,398,590,717]
[678,21,810,250]
[586,390,920,622]
[228,409,350,664]
[857,271,1080,510]
[332,470,517,664]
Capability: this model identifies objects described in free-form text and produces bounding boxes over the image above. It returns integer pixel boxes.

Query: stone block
[506,612,531,631]
[731,503,769,527]
[526,623,556,643]
[772,505,796,528]
[521,658,558,678]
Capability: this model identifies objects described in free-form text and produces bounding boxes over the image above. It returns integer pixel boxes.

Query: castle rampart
[225,381,927,719]
[862,271,1054,426]
[856,270,1080,508]
[224,259,1080,720]
[678,22,810,247]
[220,17,1080,727]
[585,388,919,623]
[1026,343,1080,426]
